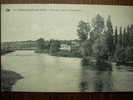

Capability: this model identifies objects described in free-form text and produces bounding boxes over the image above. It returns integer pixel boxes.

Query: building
[60,43,71,51]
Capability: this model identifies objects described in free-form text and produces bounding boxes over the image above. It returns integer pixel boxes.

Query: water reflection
[80,60,113,92]
[93,71,113,92]
[2,50,133,92]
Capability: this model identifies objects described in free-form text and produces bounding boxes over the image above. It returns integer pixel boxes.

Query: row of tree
[114,25,133,62]
[36,38,61,54]
[114,25,133,48]
[77,14,133,62]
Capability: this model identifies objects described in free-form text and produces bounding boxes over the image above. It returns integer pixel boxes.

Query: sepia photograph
[1,4,133,92]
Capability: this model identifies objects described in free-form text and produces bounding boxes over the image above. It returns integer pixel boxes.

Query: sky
[1,4,133,42]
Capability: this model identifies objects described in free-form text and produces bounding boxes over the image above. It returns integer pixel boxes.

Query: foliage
[80,40,92,57]
[104,15,115,56]
[115,47,133,62]
[91,14,105,34]
[36,38,46,50]
[119,27,123,47]
[90,14,105,43]
[49,40,61,54]
[92,36,108,61]
[115,47,126,62]
[1,69,23,92]
[91,14,107,60]
[77,14,106,60]
[114,26,118,45]
[77,20,91,41]
[124,47,133,61]
[76,14,133,64]
[53,50,81,58]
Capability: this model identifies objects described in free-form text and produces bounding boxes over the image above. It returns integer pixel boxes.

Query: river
[1,50,133,92]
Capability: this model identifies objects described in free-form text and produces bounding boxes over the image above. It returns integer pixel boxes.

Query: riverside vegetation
[1,51,23,92]
[1,14,133,92]
[35,14,133,67]
[1,69,23,92]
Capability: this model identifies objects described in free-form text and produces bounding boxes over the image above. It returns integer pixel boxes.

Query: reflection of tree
[80,67,90,92]
[94,71,113,92]
[80,63,113,92]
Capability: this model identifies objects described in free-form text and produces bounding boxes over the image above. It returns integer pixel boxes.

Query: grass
[35,49,82,58]
[50,50,82,58]
[1,69,23,92]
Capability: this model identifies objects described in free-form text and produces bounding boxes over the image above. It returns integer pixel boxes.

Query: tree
[91,14,105,57]
[124,47,133,61]
[123,28,127,48]
[129,25,133,47]
[91,14,105,35]
[114,25,133,63]
[126,25,130,47]
[93,36,108,61]
[114,26,118,45]
[77,20,91,41]
[115,47,133,62]
[77,20,91,57]
[131,25,133,47]
[80,40,92,57]
[115,47,126,62]
[36,38,45,50]
[118,27,123,47]
[49,40,60,54]
[104,15,114,56]
[90,14,105,47]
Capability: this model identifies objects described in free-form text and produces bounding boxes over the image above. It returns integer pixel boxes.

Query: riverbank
[80,56,116,71]
[1,69,23,92]
[1,49,14,55]
[2,50,133,92]
[50,50,81,58]
[116,61,133,67]
[35,50,82,58]
[1,50,23,92]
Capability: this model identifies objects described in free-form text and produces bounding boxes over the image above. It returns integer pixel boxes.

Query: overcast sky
[1,4,133,42]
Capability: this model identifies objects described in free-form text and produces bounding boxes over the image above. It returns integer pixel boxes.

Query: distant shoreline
[35,50,82,58]
[1,49,14,55]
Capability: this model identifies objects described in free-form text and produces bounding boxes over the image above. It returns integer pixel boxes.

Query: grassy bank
[1,49,14,55]
[50,50,81,58]
[1,69,23,92]
[35,49,82,58]
[81,57,112,71]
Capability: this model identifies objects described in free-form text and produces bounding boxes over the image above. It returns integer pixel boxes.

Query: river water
[1,50,133,92]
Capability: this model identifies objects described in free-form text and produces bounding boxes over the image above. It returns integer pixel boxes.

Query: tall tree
[49,40,60,54]
[126,25,130,47]
[114,26,118,45]
[91,14,107,59]
[91,14,105,33]
[119,27,123,47]
[105,15,114,56]
[77,20,91,41]
[90,14,105,43]
[77,20,91,57]
[130,25,133,47]
[36,38,45,50]
[129,25,133,47]
[123,28,127,48]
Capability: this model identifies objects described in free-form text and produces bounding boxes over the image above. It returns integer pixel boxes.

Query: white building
[60,44,71,51]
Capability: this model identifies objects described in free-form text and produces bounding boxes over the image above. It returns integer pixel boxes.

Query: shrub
[115,47,133,62]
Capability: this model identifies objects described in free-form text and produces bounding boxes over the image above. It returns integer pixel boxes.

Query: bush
[124,47,133,61]
[115,47,133,62]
